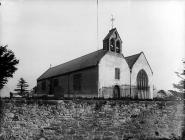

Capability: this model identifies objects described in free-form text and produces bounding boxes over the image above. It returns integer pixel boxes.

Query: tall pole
[97,0,99,50]
[130,70,132,98]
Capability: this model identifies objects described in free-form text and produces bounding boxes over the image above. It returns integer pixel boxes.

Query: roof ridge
[37,49,107,81]
[103,28,117,40]
[125,52,142,69]
[109,28,117,32]
[50,49,104,69]
[125,52,142,58]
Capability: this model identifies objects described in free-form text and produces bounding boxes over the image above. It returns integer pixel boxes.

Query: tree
[14,78,29,96]
[0,45,19,89]
[173,59,185,97]
[172,60,185,138]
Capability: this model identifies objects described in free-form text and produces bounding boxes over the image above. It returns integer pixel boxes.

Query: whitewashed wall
[131,53,153,99]
[98,52,130,98]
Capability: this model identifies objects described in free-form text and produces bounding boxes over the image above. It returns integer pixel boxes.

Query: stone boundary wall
[0,99,184,140]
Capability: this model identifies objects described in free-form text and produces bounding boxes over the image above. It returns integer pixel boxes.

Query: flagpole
[97,0,99,50]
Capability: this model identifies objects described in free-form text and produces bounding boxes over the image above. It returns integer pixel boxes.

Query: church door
[113,85,120,98]
[136,70,148,99]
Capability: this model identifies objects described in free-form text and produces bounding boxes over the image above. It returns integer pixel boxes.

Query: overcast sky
[1,0,185,92]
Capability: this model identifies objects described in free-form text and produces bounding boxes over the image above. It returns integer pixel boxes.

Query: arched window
[110,38,115,52]
[137,69,148,90]
[116,41,121,53]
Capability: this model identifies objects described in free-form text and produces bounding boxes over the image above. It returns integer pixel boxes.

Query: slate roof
[103,28,122,42]
[103,28,117,40]
[37,49,107,81]
[125,52,142,69]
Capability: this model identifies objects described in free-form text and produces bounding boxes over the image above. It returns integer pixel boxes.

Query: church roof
[125,52,142,69]
[37,49,107,81]
[103,28,122,42]
[103,28,117,40]
[125,52,153,73]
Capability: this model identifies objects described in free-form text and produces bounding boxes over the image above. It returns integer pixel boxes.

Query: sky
[0,0,185,93]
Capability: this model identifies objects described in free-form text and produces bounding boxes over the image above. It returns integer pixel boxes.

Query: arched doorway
[136,69,148,99]
[113,85,120,98]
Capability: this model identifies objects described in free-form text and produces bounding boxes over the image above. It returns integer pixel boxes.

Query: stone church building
[37,28,153,99]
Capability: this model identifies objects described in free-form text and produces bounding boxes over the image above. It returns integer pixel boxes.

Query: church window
[53,79,59,87]
[137,70,148,90]
[73,73,82,91]
[110,38,115,52]
[42,81,46,90]
[115,68,120,79]
[116,41,121,53]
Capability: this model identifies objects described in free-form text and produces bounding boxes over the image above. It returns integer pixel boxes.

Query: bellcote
[103,28,122,54]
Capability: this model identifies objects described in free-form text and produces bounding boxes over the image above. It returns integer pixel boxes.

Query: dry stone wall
[0,99,184,140]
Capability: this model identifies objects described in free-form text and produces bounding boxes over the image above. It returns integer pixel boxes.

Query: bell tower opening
[103,28,122,54]
[110,38,115,51]
[116,40,121,53]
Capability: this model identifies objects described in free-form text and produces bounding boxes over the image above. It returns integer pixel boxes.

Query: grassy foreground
[0,99,184,140]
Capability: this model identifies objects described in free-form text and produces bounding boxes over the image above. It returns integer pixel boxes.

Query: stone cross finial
[111,15,115,29]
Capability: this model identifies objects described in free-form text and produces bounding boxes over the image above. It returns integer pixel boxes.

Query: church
[37,28,153,99]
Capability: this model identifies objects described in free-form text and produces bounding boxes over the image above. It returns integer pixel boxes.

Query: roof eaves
[140,52,153,74]
[125,52,142,70]
[103,28,117,40]
[37,68,50,81]
[37,49,107,81]
[37,65,98,82]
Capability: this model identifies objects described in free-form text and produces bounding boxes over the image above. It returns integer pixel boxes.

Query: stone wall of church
[98,52,130,98]
[53,75,69,97]
[37,66,99,98]
[130,53,153,99]
[67,66,98,98]
[37,79,51,95]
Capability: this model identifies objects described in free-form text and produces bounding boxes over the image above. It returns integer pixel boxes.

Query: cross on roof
[110,15,115,29]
